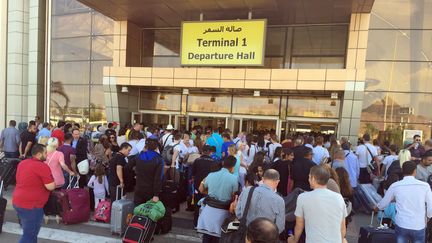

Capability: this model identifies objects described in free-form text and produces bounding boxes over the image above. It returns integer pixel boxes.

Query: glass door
[131,112,142,124]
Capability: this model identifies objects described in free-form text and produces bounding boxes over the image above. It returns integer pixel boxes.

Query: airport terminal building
[0,0,431,144]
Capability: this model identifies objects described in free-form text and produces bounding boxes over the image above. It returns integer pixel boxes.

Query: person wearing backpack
[381,144,400,178]
[160,125,174,149]
[126,138,164,206]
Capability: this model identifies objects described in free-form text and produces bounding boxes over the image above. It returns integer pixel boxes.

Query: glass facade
[361,0,432,144]
[143,25,348,69]
[49,0,114,124]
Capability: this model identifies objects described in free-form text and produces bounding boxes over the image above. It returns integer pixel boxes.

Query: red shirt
[51,129,64,146]
[12,158,54,209]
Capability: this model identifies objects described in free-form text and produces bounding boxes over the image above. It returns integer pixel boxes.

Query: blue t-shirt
[204,168,238,202]
[206,133,224,159]
[221,141,235,158]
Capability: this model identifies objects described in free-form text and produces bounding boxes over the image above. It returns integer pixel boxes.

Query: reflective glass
[52,13,92,38]
[89,108,106,123]
[139,91,181,111]
[287,97,340,118]
[52,0,90,15]
[50,83,89,110]
[361,92,432,123]
[264,57,284,69]
[365,61,432,93]
[91,35,114,60]
[51,61,90,85]
[232,96,280,116]
[52,37,91,61]
[92,12,114,35]
[91,61,112,85]
[367,30,432,62]
[370,0,432,29]
[292,25,348,56]
[142,114,170,127]
[187,95,232,113]
[291,57,345,69]
[152,30,180,56]
[266,27,286,56]
[152,56,181,67]
[90,85,104,109]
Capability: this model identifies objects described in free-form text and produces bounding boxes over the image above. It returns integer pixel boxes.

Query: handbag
[220,186,256,243]
[203,197,231,210]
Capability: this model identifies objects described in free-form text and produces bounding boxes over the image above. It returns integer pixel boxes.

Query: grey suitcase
[110,186,134,235]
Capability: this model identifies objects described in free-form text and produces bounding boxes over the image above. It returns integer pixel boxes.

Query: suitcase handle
[116,185,124,201]
[67,175,80,189]
[370,210,384,227]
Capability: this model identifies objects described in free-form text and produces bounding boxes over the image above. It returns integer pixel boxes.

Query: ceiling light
[253,91,260,97]
[121,86,128,93]
[160,93,166,100]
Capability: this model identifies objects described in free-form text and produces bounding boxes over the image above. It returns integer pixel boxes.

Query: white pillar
[0,0,8,129]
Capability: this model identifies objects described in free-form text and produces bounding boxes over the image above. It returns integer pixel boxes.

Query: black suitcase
[123,215,156,243]
[0,181,6,233]
[160,181,179,212]
[155,207,172,235]
[358,211,396,243]
[0,158,20,190]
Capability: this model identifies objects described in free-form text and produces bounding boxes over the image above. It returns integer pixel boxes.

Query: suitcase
[123,215,156,243]
[94,200,111,223]
[155,207,172,235]
[161,169,180,212]
[0,181,7,233]
[61,176,91,224]
[357,184,382,213]
[0,158,20,190]
[111,186,134,235]
[358,211,396,243]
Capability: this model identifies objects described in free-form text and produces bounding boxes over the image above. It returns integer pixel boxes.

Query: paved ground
[0,187,370,243]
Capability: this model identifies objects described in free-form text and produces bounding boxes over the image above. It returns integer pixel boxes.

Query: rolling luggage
[357,184,382,213]
[123,215,157,243]
[160,168,180,212]
[61,176,90,224]
[111,186,134,235]
[0,158,20,190]
[94,200,111,223]
[358,211,396,243]
[0,180,7,233]
[155,207,172,235]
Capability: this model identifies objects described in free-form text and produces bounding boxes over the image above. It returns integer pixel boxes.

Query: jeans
[4,151,19,158]
[395,225,425,243]
[13,205,44,243]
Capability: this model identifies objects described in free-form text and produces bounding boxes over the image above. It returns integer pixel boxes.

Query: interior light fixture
[253,91,260,97]
[121,86,128,93]
[160,93,166,100]
[330,100,336,106]
[210,96,216,102]
[268,98,273,104]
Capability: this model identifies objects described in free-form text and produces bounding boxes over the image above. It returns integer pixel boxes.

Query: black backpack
[386,159,402,179]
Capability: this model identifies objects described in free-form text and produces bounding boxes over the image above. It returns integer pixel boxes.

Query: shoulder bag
[220,186,256,243]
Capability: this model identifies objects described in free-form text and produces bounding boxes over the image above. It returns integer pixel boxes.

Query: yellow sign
[181,19,267,66]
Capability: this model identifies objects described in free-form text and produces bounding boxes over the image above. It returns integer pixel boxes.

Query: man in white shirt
[355,134,379,183]
[288,165,347,243]
[312,136,329,165]
[161,124,174,149]
[376,161,432,243]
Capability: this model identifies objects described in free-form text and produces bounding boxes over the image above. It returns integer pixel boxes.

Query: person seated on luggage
[13,144,56,243]
[375,161,432,243]
[246,217,279,243]
[109,142,132,201]
[288,165,348,243]
[415,149,432,182]
[235,169,285,237]
[292,146,316,191]
[377,174,399,229]
[197,155,239,243]
[126,138,163,206]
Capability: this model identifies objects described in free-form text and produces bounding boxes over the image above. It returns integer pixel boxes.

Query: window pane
[52,13,91,38]
[51,61,90,85]
[52,37,91,61]
[362,92,432,123]
[50,84,89,123]
[291,57,344,69]
[52,0,90,15]
[292,25,348,56]
[367,30,432,61]
[91,61,112,85]
[288,97,340,118]
[263,57,284,68]
[232,96,280,116]
[365,61,432,93]
[91,35,114,60]
[151,56,181,67]
[187,94,232,113]
[265,27,286,56]
[139,91,181,111]
[92,12,114,35]
[152,29,181,56]
[89,108,106,123]
[370,0,432,29]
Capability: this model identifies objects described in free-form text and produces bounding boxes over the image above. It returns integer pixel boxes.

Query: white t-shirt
[295,188,347,243]
[268,142,282,161]
[356,143,378,168]
[161,133,173,148]
[312,145,330,165]
[170,141,182,169]
[382,155,398,177]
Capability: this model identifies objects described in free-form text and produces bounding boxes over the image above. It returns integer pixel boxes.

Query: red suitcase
[60,176,90,224]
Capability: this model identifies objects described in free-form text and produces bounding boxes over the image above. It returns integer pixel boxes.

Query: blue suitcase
[358,211,396,243]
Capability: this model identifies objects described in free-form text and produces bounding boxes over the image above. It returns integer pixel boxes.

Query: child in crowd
[87,164,110,209]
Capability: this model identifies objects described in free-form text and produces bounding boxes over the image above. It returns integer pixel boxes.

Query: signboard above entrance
[181,19,267,66]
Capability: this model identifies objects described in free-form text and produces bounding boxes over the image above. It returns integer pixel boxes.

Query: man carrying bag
[220,186,256,243]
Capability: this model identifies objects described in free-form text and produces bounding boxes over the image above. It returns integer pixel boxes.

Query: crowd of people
[2,116,432,243]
